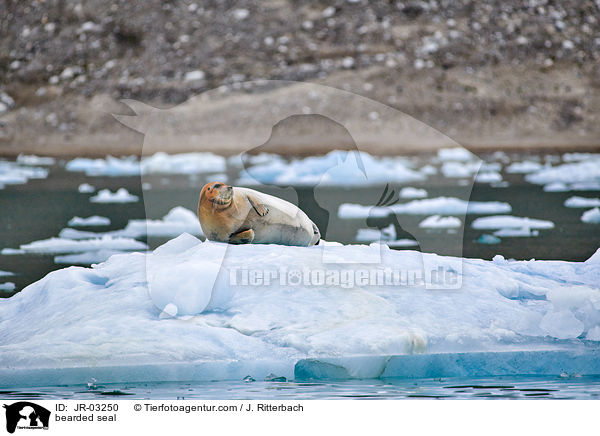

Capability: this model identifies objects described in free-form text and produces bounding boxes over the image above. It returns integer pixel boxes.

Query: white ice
[564,196,600,208]
[436,147,475,161]
[493,227,540,238]
[0,160,48,189]
[68,216,111,227]
[399,187,428,199]
[472,215,554,230]
[525,159,600,185]
[1,236,599,385]
[506,161,543,173]
[18,236,147,254]
[582,208,600,224]
[16,155,56,166]
[419,215,461,228]
[238,150,425,186]
[77,183,96,193]
[0,282,15,292]
[0,270,14,277]
[60,207,203,239]
[54,250,126,265]
[475,172,503,183]
[90,188,138,203]
[338,197,511,219]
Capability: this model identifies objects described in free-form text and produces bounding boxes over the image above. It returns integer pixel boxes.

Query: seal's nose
[227,186,233,191]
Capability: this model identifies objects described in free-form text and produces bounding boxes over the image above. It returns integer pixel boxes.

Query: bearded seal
[197,182,321,246]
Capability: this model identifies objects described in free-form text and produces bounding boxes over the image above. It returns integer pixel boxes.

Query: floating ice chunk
[0,282,15,292]
[419,164,437,175]
[54,250,126,265]
[122,207,203,237]
[441,161,480,178]
[78,183,95,193]
[506,161,543,173]
[355,226,395,242]
[475,172,502,183]
[543,182,569,192]
[16,154,56,166]
[0,248,24,255]
[239,150,425,186]
[526,159,600,185]
[68,216,111,227]
[419,215,461,228]
[472,215,554,230]
[140,152,226,175]
[477,234,501,244]
[66,156,140,176]
[0,270,14,277]
[570,182,600,191]
[339,197,511,218]
[564,196,600,208]
[60,207,202,239]
[0,161,48,188]
[493,227,540,237]
[582,208,600,224]
[19,236,147,254]
[385,239,419,248]
[437,147,475,161]
[399,187,427,199]
[90,188,138,203]
[563,152,600,162]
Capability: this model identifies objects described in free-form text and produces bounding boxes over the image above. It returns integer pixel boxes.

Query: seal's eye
[214,184,222,189]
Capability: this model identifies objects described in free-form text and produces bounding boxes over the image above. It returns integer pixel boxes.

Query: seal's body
[198,182,320,246]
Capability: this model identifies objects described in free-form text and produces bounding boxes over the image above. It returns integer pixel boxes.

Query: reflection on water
[3,376,600,400]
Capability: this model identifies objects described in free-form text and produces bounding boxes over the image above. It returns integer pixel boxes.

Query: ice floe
[68,216,111,227]
[0,282,15,292]
[564,196,600,208]
[90,188,138,203]
[0,236,598,385]
[18,236,147,254]
[399,187,427,199]
[475,171,503,183]
[338,197,511,219]
[525,159,600,186]
[65,153,227,177]
[477,234,501,245]
[472,216,554,230]
[354,224,417,247]
[419,215,461,229]
[506,161,543,174]
[54,250,126,265]
[437,147,475,161]
[238,150,425,186]
[0,160,48,189]
[582,208,600,224]
[77,183,96,193]
[0,270,14,277]
[493,227,540,238]
[59,207,203,240]
[16,154,56,166]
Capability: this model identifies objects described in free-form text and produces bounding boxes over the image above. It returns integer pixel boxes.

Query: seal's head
[200,182,234,208]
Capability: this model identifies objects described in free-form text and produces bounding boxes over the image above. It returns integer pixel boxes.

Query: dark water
[1,152,599,296]
[2,376,600,400]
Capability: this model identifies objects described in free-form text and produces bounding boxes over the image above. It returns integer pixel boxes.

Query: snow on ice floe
[0,160,48,189]
[399,187,427,199]
[0,236,599,385]
[77,183,96,193]
[90,188,138,203]
[582,208,600,224]
[472,216,554,230]
[238,150,425,186]
[338,197,511,219]
[18,236,147,254]
[419,215,461,229]
[564,196,600,208]
[68,216,111,227]
[65,153,226,177]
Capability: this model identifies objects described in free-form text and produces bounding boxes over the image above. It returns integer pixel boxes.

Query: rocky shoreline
[1,0,599,156]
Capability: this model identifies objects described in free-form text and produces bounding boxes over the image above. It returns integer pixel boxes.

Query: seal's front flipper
[229,228,255,244]
[247,194,269,217]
